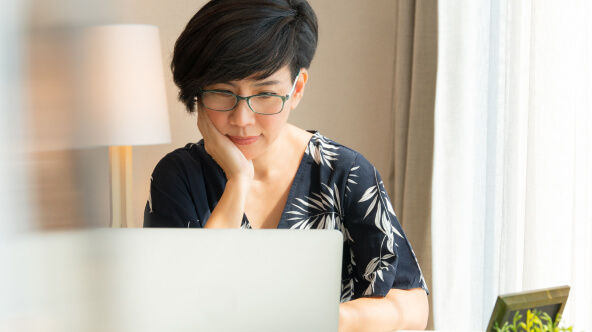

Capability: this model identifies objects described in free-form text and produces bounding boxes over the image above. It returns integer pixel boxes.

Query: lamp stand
[109,146,133,228]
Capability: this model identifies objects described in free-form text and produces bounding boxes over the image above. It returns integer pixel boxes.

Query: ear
[289,68,308,110]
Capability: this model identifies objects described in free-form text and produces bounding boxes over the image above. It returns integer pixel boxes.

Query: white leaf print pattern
[356,168,402,296]
[240,216,251,229]
[341,278,354,303]
[288,183,344,231]
[290,134,428,298]
[340,247,355,303]
[359,186,378,203]
[346,165,360,195]
[411,246,428,291]
[305,133,340,170]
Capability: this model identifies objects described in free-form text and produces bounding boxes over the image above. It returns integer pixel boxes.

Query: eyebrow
[217,79,282,87]
[253,80,281,87]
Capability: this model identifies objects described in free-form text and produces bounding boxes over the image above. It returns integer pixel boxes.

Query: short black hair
[171,0,319,113]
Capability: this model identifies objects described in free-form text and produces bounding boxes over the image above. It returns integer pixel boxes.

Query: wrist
[226,173,253,189]
[204,175,251,229]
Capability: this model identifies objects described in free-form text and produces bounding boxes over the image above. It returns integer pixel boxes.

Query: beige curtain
[388,0,438,329]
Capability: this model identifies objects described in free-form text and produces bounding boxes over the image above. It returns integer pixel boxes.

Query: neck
[251,124,294,180]
[251,124,311,181]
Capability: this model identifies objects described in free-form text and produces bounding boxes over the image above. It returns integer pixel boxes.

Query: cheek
[256,112,288,135]
[206,109,228,132]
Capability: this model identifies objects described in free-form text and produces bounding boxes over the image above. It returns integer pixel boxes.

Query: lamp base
[109,146,133,227]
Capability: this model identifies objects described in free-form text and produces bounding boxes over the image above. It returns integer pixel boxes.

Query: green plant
[493,309,575,332]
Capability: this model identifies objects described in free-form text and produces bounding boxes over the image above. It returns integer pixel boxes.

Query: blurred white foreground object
[0,229,343,332]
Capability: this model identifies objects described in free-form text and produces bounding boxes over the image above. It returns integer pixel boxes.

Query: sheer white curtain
[432,0,591,330]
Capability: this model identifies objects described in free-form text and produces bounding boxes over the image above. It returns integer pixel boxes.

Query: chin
[237,146,260,161]
[234,135,275,161]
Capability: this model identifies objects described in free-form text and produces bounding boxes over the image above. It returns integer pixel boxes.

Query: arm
[204,176,250,228]
[197,107,254,228]
[340,154,429,331]
[338,288,428,332]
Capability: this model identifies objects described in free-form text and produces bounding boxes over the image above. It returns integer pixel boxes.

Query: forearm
[204,177,251,228]
[338,288,428,332]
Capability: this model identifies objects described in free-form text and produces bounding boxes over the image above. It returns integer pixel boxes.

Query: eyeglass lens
[202,91,284,114]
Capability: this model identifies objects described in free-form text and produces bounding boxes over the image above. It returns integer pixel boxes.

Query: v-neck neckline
[241,131,318,229]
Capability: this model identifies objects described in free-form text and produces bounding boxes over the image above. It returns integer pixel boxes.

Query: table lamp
[80,24,171,228]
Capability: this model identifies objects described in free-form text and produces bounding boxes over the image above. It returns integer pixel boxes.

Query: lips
[227,135,260,145]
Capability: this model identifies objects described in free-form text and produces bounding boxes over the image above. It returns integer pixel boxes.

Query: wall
[125,0,399,227]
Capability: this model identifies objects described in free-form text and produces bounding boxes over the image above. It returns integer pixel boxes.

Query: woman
[144,0,429,330]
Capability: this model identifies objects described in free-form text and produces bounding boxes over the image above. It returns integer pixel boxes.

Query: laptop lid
[2,229,343,332]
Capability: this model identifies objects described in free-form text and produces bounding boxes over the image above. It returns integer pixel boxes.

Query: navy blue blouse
[144,132,428,302]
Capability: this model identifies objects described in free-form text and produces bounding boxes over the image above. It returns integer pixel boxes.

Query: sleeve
[343,154,428,299]
[143,152,198,228]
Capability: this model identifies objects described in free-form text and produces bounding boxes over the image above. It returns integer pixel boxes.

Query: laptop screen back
[3,229,343,332]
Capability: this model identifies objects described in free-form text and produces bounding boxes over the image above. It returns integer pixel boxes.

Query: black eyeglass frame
[196,72,300,115]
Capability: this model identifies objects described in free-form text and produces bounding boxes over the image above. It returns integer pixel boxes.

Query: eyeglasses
[197,73,300,115]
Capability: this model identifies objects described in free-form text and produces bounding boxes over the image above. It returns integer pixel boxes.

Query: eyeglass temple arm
[287,71,301,99]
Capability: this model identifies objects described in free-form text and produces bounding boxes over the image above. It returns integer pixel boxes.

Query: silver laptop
[2,229,343,332]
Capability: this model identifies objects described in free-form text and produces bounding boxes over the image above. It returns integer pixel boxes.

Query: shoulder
[146,142,215,228]
[154,141,201,166]
[305,132,374,173]
[151,141,219,181]
[306,133,383,205]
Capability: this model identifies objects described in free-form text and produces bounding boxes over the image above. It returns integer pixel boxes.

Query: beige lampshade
[79,24,171,146]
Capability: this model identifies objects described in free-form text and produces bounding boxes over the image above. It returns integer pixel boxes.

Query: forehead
[225,66,292,86]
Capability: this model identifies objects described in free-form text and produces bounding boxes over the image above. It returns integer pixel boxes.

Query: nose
[228,99,256,127]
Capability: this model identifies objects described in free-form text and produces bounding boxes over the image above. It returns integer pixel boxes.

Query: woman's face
[202,66,307,160]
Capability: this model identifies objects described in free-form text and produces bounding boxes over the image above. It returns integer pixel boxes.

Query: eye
[255,93,279,100]
[211,89,234,94]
